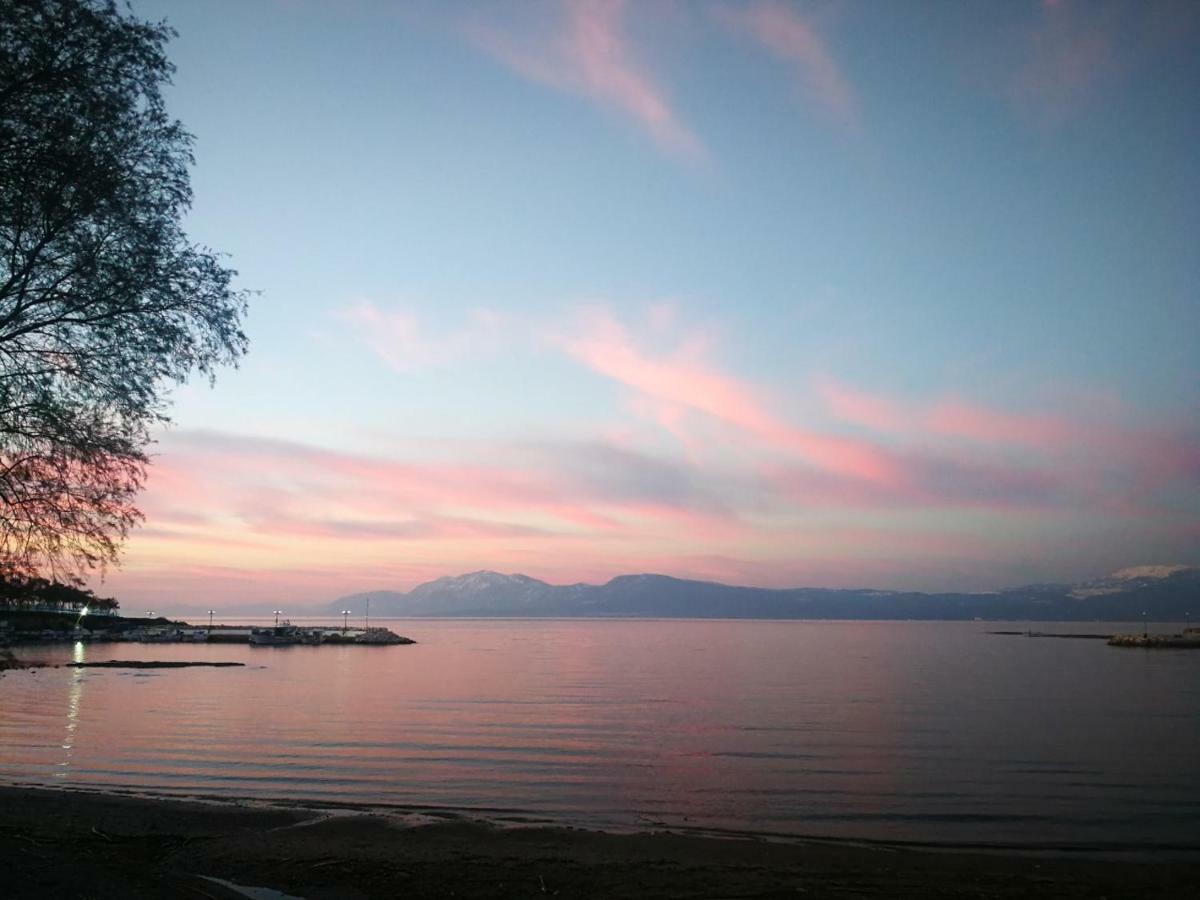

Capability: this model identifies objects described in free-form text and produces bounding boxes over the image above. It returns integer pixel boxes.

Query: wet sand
[3,786,1198,898]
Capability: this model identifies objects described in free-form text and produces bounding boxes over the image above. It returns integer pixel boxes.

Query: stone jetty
[1108,627,1200,648]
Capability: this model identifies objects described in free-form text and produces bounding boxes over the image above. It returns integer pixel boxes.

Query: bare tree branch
[0,0,248,578]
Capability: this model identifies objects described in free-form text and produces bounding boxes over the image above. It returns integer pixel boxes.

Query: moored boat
[249,624,303,646]
[139,628,182,643]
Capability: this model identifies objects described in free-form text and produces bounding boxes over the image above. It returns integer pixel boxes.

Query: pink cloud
[559,314,1194,516]
[559,309,904,485]
[818,377,1081,453]
[1010,0,1117,121]
[118,425,986,600]
[816,378,905,433]
[820,378,1199,477]
[107,428,808,606]
[469,0,704,159]
[557,320,1199,525]
[815,377,1200,511]
[717,0,859,128]
[99,307,1198,607]
[926,398,1073,450]
[130,429,748,561]
[1006,0,1198,122]
[763,454,1065,514]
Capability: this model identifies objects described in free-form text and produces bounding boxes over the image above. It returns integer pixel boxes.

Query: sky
[102,0,1200,609]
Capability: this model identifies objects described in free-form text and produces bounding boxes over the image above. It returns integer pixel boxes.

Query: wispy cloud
[560,310,1200,521]
[468,0,704,160]
[131,428,746,563]
[816,376,1200,505]
[337,301,503,372]
[816,378,905,433]
[818,380,1075,452]
[113,304,1198,606]
[558,308,901,483]
[115,421,1065,605]
[926,398,1073,451]
[1009,0,1118,121]
[1006,0,1198,122]
[716,0,859,128]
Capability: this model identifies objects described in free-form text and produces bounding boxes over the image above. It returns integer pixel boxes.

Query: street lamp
[146,610,156,619]
[365,597,370,630]
[1142,610,1148,637]
[208,609,215,629]
[274,609,282,626]
[341,609,351,633]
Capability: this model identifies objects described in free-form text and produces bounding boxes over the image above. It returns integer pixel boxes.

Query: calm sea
[2,619,1198,851]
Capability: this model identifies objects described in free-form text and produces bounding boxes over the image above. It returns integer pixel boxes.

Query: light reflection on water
[57,641,87,772]
[2,619,1198,849]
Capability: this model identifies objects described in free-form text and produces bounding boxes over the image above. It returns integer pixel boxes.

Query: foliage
[0,571,118,612]
[0,0,248,578]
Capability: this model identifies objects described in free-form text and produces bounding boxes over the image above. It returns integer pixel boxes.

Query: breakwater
[0,610,413,647]
[1108,628,1200,649]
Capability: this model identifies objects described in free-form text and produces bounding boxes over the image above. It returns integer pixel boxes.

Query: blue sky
[108,0,1199,607]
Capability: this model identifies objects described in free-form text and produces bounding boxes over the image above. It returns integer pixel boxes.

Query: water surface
[2,619,1198,850]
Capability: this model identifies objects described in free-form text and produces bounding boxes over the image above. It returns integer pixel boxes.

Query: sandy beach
[3,786,1198,899]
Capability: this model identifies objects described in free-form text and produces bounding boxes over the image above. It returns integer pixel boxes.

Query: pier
[137,624,414,646]
[0,610,413,647]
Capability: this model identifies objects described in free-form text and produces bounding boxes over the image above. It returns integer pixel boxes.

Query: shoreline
[4,785,1199,898]
[7,780,1199,861]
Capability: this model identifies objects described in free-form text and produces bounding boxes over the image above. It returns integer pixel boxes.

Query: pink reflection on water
[2,620,1197,848]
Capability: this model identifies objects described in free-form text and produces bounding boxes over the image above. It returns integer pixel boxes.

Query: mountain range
[322,565,1200,622]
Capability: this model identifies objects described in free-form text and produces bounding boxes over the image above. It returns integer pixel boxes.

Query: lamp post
[146,610,155,619]
[341,609,351,633]
[1142,610,1147,637]
[365,597,370,631]
[274,609,282,626]
[208,610,215,629]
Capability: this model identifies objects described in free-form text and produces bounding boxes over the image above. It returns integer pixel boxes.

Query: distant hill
[327,566,1200,622]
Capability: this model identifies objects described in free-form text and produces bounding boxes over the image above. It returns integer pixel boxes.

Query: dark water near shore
[3,619,1198,849]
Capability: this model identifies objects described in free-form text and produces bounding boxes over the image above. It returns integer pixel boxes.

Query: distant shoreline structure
[124,565,1200,623]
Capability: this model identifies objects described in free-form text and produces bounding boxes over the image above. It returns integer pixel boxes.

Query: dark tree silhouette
[0,571,118,613]
[0,0,248,578]
[0,573,118,619]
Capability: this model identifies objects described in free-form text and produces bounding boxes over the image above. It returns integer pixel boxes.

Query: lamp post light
[208,610,215,629]
[341,609,351,633]
[146,611,156,619]
[274,609,282,626]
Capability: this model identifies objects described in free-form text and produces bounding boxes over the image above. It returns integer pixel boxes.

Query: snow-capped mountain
[1070,565,1198,598]
[327,565,1200,621]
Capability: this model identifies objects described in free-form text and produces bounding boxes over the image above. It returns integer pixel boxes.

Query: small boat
[139,628,182,643]
[249,624,304,646]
